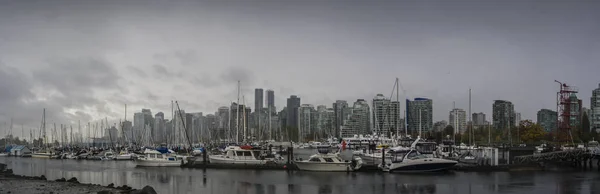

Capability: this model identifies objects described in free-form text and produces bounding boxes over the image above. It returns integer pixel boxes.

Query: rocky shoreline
[0,163,157,194]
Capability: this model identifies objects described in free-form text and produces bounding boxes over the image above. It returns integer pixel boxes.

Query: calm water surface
[1,157,599,194]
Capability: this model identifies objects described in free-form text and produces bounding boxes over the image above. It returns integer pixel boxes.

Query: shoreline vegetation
[0,163,157,194]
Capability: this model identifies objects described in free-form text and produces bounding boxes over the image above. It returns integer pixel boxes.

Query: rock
[118,185,132,191]
[39,175,46,180]
[130,186,157,194]
[107,183,115,188]
[67,177,79,183]
[40,184,45,187]
[55,177,66,182]
[97,190,113,194]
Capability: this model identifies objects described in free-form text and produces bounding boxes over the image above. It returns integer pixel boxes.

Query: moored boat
[379,136,457,173]
[135,148,184,167]
[208,145,271,165]
[295,146,363,172]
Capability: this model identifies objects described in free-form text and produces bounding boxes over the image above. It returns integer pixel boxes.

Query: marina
[2,156,600,194]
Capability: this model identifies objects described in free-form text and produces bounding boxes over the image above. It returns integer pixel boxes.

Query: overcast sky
[0,0,599,138]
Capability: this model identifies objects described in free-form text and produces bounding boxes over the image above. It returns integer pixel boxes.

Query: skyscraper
[217,106,230,139]
[298,104,316,142]
[286,95,301,129]
[515,112,522,126]
[591,83,600,131]
[254,88,264,113]
[154,112,165,143]
[449,108,467,133]
[341,99,371,137]
[492,100,515,130]
[537,109,557,132]
[472,112,486,126]
[266,89,275,114]
[372,94,400,136]
[333,100,349,137]
[406,98,433,133]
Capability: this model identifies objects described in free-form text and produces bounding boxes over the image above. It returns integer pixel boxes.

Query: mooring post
[381,148,386,167]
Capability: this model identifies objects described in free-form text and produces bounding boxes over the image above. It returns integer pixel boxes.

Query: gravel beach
[0,163,154,194]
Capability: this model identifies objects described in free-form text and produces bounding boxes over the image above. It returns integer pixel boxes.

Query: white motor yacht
[380,136,457,173]
[295,146,363,172]
[115,150,136,160]
[32,151,53,159]
[136,148,183,167]
[208,145,270,165]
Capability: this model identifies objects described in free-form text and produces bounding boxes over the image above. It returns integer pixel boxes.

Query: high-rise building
[189,112,203,143]
[217,106,230,139]
[203,114,217,142]
[173,109,186,144]
[286,95,301,129]
[515,112,522,126]
[492,100,515,130]
[341,99,371,137]
[406,98,433,133]
[537,109,557,132]
[591,83,600,131]
[372,94,401,136]
[255,88,264,112]
[333,100,349,137]
[298,104,316,142]
[449,108,467,133]
[433,121,448,132]
[266,89,275,114]
[472,112,486,126]
[568,94,583,128]
[229,102,251,142]
[122,120,133,142]
[133,112,144,144]
[154,112,165,143]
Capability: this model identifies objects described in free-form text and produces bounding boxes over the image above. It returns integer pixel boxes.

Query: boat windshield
[406,150,428,160]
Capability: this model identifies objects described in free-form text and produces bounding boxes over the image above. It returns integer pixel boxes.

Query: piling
[381,148,386,167]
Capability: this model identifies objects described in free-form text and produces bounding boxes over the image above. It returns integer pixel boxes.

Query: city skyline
[0,0,599,136]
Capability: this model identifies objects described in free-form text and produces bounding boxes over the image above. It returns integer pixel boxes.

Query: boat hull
[386,161,457,173]
[0,153,8,157]
[115,154,133,160]
[136,159,182,167]
[208,155,267,165]
[31,153,52,159]
[295,161,354,172]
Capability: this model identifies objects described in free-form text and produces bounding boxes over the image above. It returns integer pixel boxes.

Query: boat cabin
[389,149,427,163]
[224,146,264,160]
[143,149,177,161]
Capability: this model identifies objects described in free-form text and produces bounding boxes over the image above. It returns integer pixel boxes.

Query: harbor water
[2,156,599,194]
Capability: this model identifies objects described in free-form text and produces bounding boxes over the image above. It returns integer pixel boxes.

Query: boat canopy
[155,147,170,154]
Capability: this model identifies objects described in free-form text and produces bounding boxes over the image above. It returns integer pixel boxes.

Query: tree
[518,120,546,144]
[443,125,454,136]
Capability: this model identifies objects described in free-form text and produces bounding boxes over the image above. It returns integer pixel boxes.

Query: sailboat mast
[396,78,400,138]
[243,95,247,142]
[468,88,472,146]
[269,104,272,141]
[236,80,240,143]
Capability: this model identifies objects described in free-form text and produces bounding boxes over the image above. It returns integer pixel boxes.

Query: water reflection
[2,157,599,194]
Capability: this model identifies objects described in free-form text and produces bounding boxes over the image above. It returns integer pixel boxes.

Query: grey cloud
[127,66,148,78]
[152,64,183,79]
[219,67,255,85]
[192,74,222,88]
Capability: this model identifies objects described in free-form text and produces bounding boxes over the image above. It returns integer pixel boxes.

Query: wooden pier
[513,149,599,169]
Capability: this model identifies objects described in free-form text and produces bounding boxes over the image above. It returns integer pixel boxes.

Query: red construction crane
[554,80,579,144]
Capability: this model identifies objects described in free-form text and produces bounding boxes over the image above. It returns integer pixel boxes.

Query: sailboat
[32,109,53,159]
